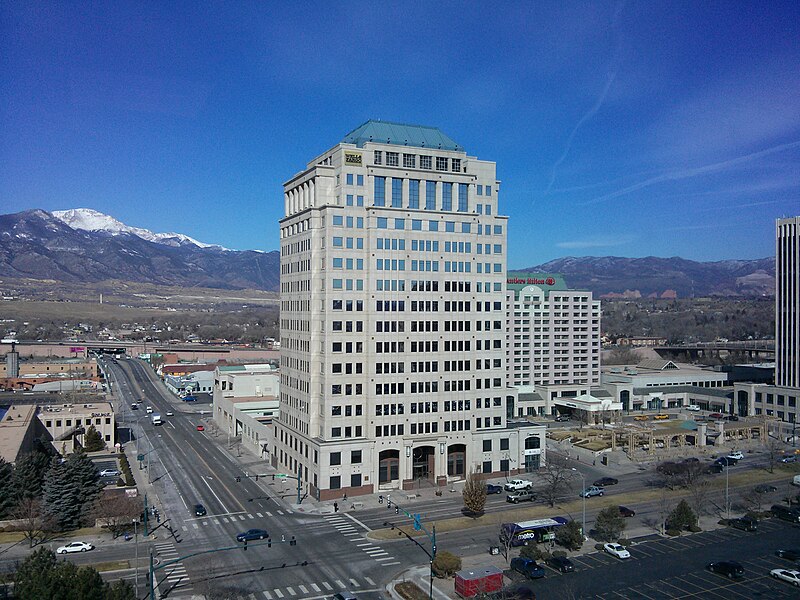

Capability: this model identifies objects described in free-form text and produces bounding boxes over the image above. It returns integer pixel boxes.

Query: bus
[500,517,569,546]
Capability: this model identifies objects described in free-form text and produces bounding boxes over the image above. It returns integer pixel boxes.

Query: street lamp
[572,468,586,540]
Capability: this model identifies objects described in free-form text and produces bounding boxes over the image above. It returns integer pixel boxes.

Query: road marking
[349,578,359,587]
[365,577,375,585]
[239,515,246,521]
[222,517,229,523]
[277,510,284,515]
[200,475,229,513]
[374,556,394,561]
[382,561,401,566]
[266,511,273,517]
[298,585,308,594]
[248,513,255,519]
[322,581,333,590]
[285,586,296,596]
[193,523,198,529]
[356,542,372,547]
[248,594,257,600]
[262,592,272,600]
[335,579,345,588]
[311,584,320,592]
[343,512,372,532]
[256,512,264,517]
[273,590,284,598]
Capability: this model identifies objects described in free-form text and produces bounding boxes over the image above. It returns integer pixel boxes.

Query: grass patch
[91,560,130,572]
[395,581,429,600]
[0,526,104,545]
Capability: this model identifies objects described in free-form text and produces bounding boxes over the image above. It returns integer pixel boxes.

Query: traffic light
[255,474,259,481]
[243,539,248,551]
[267,538,272,547]
[395,506,399,514]
[289,536,296,546]
[272,474,275,481]
[387,500,392,509]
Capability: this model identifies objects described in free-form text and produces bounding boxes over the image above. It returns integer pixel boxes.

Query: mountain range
[0,209,775,297]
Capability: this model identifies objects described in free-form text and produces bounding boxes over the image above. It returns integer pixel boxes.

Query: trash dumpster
[454,566,503,598]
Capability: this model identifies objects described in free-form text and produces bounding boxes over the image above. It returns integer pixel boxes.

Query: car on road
[633,415,649,421]
[554,415,570,422]
[685,405,701,411]
[754,484,777,493]
[196,425,205,431]
[715,456,738,467]
[165,411,174,416]
[706,561,744,579]
[146,406,153,414]
[723,415,739,421]
[603,543,630,559]
[618,506,636,518]
[510,557,545,579]
[331,593,358,600]
[770,568,800,587]
[98,468,120,477]
[593,477,619,487]
[726,451,744,460]
[507,489,536,504]
[486,483,503,494]
[236,528,269,542]
[546,556,575,573]
[56,541,94,554]
[728,517,757,532]
[776,549,800,561]
[780,455,798,463]
[708,412,725,419]
[653,414,670,420]
[706,463,724,474]
[194,504,207,517]
[580,486,604,498]
[504,479,532,491]
[130,404,139,410]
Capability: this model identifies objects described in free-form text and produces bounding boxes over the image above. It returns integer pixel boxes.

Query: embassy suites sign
[508,277,556,286]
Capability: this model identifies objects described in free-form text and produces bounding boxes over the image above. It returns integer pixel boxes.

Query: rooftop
[342,120,462,152]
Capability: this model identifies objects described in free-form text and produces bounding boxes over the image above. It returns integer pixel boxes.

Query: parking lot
[529,518,800,599]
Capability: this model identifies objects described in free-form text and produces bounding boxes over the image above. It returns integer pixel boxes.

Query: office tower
[776,217,800,388]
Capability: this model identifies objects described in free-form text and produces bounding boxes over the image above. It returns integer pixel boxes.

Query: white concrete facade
[274,122,545,500]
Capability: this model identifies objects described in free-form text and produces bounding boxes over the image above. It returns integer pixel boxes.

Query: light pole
[572,468,586,540]
[133,519,139,598]
[725,461,730,519]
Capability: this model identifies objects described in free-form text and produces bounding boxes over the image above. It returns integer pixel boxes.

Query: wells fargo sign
[507,277,556,286]
[344,152,362,166]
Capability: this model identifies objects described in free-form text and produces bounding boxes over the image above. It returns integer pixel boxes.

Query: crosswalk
[181,509,291,531]
[260,575,378,599]
[153,541,191,592]
[326,514,401,567]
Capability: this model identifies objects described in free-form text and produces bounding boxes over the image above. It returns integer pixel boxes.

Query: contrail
[583,139,800,205]
[545,70,617,194]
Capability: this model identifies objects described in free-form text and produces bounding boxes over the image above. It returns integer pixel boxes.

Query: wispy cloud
[556,235,635,249]
[661,223,735,232]
[583,139,800,205]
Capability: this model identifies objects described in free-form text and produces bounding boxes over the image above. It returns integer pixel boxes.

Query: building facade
[776,216,799,388]
[274,121,545,500]
[505,273,601,417]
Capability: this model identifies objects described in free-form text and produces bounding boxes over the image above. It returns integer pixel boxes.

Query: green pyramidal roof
[342,120,463,151]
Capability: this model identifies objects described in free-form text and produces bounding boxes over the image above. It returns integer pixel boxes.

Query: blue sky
[2,1,798,268]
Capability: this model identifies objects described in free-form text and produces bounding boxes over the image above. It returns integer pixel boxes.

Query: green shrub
[687,525,701,533]
[431,551,461,578]
[552,550,567,558]
[520,544,547,561]
[618,538,631,546]
[665,529,681,537]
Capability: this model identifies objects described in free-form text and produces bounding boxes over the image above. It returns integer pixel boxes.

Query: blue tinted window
[392,178,403,208]
[333,237,343,247]
[486,185,492,196]
[409,180,420,209]
[357,195,364,206]
[462,222,471,233]
[346,174,354,185]
[377,217,387,229]
[445,221,455,232]
[442,183,452,211]
[346,194,354,206]
[356,174,364,186]
[374,177,386,206]
[412,219,422,230]
[395,219,405,230]
[429,220,439,231]
[458,183,468,212]
[477,185,483,195]
[333,215,343,226]
[426,181,436,210]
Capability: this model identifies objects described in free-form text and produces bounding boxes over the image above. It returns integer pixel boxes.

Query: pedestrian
[593,458,596,466]
[333,502,339,513]
[342,493,347,502]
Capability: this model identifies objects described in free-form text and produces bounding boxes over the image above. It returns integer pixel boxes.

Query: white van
[792,474,800,487]
[685,405,701,412]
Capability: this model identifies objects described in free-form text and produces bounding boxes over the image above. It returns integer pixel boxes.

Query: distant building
[617,336,668,348]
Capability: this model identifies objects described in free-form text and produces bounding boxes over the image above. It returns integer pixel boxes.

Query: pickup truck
[504,479,532,491]
[151,413,162,426]
[506,489,536,504]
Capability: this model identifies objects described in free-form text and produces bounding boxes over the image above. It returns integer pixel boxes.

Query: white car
[771,568,800,587]
[503,479,532,491]
[727,451,744,460]
[98,469,120,477]
[603,542,630,559]
[146,406,153,414]
[685,405,701,411]
[56,541,94,554]
[165,411,174,416]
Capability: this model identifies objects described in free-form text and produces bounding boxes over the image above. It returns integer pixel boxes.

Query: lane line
[200,476,229,514]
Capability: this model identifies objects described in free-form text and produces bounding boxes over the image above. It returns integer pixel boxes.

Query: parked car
[603,543,630,559]
[546,556,575,573]
[728,517,757,532]
[709,412,725,419]
[98,468,120,477]
[196,425,205,432]
[593,477,619,487]
[776,549,800,561]
[486,483,504,495]
[618,506,636,518]
[194,504,207,517]
[633,415,649,421]
[332,593,358,600]
[653,414,670,420]
[554,415,570,422]
[507,490,536,504]
[504,479,532,491]
[727,451,744,460]
[236,528,269,542]
[510,557,545,579]
[580,486,604,498]
[770,569,800,587]
[754,484,777,494]
[685,405,701,411]
[772,505,800,523]
[56,541,94,554]
[724,415,739,421]
[707,561,744,579]
[780,455,798,463]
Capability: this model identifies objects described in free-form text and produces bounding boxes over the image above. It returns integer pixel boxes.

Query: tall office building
[776,217,800,389]
[275,121,545,500]
[505,273,603,418]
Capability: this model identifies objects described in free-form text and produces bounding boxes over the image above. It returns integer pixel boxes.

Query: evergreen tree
[83,425,105,452]
[105,579,137,600]
[555,520,584,550]
[0,457,14,518]
[13,546,60,599]
[668,499,698,531]
[594,506,627,541]
[11,446,52,501]
[43,459,84,530]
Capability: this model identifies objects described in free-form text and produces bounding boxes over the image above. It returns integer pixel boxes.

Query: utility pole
[572,468,587,540]
[383,500,437,600]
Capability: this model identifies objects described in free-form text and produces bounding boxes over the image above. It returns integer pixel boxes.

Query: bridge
[654,340,775,361]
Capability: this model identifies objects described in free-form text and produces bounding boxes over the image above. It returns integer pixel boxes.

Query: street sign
[137,454,144,461]
[275,473,287,478]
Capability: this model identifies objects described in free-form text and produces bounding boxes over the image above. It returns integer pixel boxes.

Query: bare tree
[462,467,487,517]
[92,494,140,538]
[12,497,54,548]
[540,457,573,508]
[764,436,784,474]
[605,346,642,365]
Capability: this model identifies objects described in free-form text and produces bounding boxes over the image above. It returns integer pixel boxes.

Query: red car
[196,425,205,431]
[709,412,725,419]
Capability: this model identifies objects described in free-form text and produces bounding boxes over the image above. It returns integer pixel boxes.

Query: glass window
[387,151,399,166]
[374,176,386,206]
[420,155,432,170]
[346,194,354,206]
[374,151,382,165]
[477,184,483,195]
[452,158,461,172]
[333,258,343,269]
[377,217,387,229]
[409,179,420,209]
[442,182,452,211]
[346,174,353,185]
[445,221,455,232]
[458,183,468,212]
[333,236,343,247]
[333,279,343,289]
[392,177,403,208]
[333,215,343,226]
[357,195,364,206]
[403,154,416,168]
[429,220,439,231]
[494,225,502,235]
[330,476,341,489]
[356,174,364,186]
[461,222,471,233]
[426,181,436,210]
[486,185,492,195]
[330,452,341,465]
[436,156,448,171]
[412,219,422,230]
[394,218,405,230]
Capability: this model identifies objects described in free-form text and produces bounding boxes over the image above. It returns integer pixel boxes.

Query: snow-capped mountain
[52,208,227,250]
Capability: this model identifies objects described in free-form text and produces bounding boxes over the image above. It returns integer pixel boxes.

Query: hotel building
[274,121,545,500]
